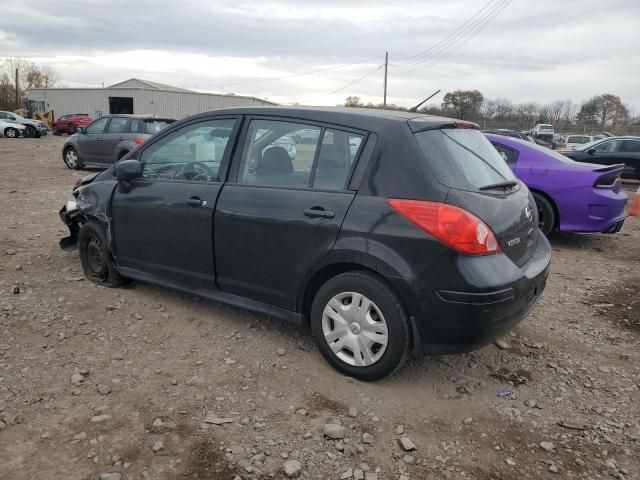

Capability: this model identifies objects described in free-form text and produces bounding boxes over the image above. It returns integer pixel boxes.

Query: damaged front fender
[59,176,117,251]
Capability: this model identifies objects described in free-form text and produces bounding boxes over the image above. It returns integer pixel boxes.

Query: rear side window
[492,143,518,167]
[313,129,363,190]
[144,120,174,134]
[415,128,517,191]
[238,120,321,188]
[621,140,640,153]
[567,136,591,144]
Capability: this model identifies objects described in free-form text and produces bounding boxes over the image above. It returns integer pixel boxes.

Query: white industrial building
[26,78,275,120]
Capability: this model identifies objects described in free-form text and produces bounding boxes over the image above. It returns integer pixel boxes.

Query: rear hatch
[412,124,538,267]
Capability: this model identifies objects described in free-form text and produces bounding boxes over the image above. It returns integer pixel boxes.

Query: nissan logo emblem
[525,205,533,222]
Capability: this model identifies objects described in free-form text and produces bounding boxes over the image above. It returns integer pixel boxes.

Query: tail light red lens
[386,199,501,255]
[132,138,145,145]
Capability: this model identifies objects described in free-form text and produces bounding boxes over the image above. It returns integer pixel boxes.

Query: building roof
[107,78,194,92]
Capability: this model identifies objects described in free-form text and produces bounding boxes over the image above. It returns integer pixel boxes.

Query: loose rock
[283,459,302,477]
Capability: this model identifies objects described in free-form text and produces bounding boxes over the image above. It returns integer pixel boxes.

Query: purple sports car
[485,133,627,236]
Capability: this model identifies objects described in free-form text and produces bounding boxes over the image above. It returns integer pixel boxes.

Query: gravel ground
[1,135,639,480]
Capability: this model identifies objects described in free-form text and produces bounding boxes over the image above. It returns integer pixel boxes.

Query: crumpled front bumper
[59,205,81,250]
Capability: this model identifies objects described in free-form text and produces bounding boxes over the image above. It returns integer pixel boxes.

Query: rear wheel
[310,271,410,381]
[52,126,60,135]
[4,127,18,138]
[532,192,555,236]
[78,222,128,287]
[63,147,83,170]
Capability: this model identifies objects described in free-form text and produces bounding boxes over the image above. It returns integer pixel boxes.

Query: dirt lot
[1,135,639,480]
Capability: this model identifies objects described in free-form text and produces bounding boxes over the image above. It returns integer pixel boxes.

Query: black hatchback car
[59,107,551,380]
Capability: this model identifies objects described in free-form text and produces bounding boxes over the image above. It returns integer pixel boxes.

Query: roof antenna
[408,89,441,113]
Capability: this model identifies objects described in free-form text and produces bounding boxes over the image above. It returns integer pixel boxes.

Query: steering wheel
[177,161,216,181]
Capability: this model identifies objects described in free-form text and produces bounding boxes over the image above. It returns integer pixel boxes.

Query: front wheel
[310,271,410,381]
[68,124,76,135]
[63,147,83,170]
[78,222,128,287]
[23,126,35,138]
[4,127,18,138]
[532,192,555,237]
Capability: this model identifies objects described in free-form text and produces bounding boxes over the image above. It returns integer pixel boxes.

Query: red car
[53,114,92,135]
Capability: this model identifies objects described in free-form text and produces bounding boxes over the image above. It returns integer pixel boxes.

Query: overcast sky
[1,0,639,109]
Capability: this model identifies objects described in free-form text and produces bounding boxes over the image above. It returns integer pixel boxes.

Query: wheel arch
[529,188,560,229]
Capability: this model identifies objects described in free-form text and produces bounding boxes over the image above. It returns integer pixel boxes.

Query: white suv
[532,123,554,140]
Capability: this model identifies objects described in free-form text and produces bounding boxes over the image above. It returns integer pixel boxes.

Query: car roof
[101,114,175,120]
[186,106,466,132]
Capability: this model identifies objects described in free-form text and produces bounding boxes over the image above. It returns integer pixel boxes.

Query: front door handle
[304,207,335,219]
[186,197,207,207]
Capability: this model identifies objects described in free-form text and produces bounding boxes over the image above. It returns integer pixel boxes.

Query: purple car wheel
[532,192,555,237]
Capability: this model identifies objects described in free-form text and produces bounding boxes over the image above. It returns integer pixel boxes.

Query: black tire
[52,126,60,135]
[532,192,555,237]
[78,221,128,288]
[23,126,35,138]
[4,127,18,139]
[310,271,410,381]
[63,147,83,170]
[34,130,41,138]
[68,124,76,135]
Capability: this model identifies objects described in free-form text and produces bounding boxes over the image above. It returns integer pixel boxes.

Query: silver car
[62,115,175,169]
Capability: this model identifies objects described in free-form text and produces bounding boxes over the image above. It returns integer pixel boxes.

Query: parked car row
[58,106,552,380]
[0,110,48,137]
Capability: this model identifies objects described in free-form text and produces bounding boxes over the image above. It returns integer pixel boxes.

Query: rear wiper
[479,180,518,191]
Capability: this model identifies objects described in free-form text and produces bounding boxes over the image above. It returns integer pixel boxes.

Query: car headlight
[66,193,78,212]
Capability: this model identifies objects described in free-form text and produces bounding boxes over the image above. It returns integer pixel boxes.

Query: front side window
[140,118,235,183]
[108,117,128,133]
[237,120,321,188]
[593,140,622,153]
[85,117,109,134]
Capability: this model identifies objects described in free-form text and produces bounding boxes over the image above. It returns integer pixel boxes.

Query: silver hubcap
[66,150,78,167]
[322,292,389,367]
[6,129,15,138]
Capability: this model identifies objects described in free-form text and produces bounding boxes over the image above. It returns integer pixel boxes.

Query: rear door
[77,117,110,163]
[111,116,240,288]
[214,117,365,310]
[619,139,640,178]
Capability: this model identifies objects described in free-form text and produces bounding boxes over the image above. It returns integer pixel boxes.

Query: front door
[77,117,110,163]
[111,117,239,288]
[215,118,365,310]
[100,116,129,164]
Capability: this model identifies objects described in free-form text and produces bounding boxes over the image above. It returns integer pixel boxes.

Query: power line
[393,0,511,71]
[329,64,384,94]
[397,0,498,62]
[190,55,384,90]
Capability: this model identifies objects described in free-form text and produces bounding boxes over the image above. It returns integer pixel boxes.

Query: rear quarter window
[415,128,518,191]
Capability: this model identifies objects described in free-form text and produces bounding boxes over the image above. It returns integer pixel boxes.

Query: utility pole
[383,51,388,108]
[15,68,19,109]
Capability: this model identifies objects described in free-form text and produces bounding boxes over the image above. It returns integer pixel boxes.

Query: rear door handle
[304,207,335,219]
[186,197,207,207]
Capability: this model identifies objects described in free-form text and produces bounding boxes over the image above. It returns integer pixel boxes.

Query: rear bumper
[556,186,627,233]
[391,230,551,355]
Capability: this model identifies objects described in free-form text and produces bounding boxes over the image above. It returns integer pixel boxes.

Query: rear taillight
[386,199,501,255]
[132,138,145,145]
[594,173,621,188]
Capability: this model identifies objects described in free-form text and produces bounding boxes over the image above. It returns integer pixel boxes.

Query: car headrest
[260,146,293,174]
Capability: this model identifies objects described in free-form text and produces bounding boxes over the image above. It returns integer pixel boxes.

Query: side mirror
[587,148,596,155]
[115,159,142,182]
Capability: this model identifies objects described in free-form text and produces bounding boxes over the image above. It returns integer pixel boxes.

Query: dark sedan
[62,114,175,169]
[563,136,640,179]
[59,106,550,380]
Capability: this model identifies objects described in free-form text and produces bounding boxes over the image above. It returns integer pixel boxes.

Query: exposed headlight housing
[66,193,78,212]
